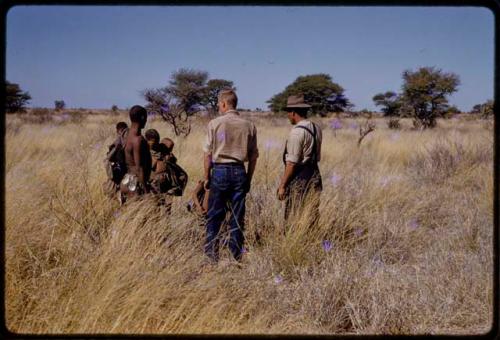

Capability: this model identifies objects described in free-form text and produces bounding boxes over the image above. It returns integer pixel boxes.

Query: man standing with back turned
[203,89,259,263]
[278,95,323,230]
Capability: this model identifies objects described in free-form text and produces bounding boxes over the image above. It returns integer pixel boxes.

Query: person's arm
[203,152,213,190]
[202,122,213,190]
[202,189,210,213]
[278,161,297,200]
[247,158,257,185]
[277,129,302,200]
[192,181,204,213]
[245,125,259,193]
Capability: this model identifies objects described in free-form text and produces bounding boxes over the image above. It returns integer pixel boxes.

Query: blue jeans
[205,163,247,262]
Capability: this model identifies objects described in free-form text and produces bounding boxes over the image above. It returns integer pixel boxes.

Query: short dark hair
[286,107,309,118]
[145,129,160,142]
[116,121,128,132]
[129,105,147,123]
[219,89,238,109]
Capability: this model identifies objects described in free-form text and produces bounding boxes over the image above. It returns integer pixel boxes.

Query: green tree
[443,105,460,118]
[471,104,482,114]
[471,100,493,118]
[400,66,460,128]
[267,74,351,116]
[54,100,66,111]
[142,68,210,136]
[142,87,191,136]
[6,81,31,113]
[202,79,235,116]
[480,100,494,118]
[372,91,401,116]
[166,68,208,113]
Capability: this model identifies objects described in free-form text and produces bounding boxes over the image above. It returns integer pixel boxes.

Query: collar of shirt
[225,109,239,116]
[295,119,311,127]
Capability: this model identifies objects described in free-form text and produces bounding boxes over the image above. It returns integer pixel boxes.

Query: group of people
[105,89,323,264]
[104,108,187,213]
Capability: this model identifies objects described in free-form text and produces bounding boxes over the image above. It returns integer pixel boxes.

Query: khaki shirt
[203,110,259,163]
[285,120,322,164]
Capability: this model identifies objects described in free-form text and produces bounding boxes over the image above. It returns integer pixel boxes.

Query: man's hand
[203,179,210,191]
[243,178,251,194]
[277,185,287,201]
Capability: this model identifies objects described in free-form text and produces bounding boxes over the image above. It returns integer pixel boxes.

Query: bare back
[125,132,151,182]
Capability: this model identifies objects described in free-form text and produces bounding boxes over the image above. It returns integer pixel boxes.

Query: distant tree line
[6,66,495,131]
[266,66,493,129]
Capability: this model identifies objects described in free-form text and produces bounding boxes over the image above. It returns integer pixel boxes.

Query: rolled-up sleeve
[202,122,213,154]
[285,129,302,163]
[248,124,259,161]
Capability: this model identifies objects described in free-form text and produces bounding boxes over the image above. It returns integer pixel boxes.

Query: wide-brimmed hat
[285,95,312,110]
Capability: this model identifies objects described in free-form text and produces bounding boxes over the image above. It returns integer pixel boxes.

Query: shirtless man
[119,105,152,203]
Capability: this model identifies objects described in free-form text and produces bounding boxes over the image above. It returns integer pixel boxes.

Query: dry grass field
[5,111,494,335]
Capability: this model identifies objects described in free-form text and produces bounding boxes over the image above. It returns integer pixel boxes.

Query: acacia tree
[166,68,208,114]
[401,67,460,128]
[372,91,402,116]
[267,74,351,116]
[142,87,191,136]
[202,79,235,116]
[6,81,31,113]
[143,69,237,136]
[142,69,209,136]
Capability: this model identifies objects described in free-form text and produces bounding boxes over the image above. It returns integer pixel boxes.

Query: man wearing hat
[277,94,323,227]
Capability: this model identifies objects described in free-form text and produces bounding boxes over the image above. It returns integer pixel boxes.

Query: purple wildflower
[264,139,280,150]
[354,228,363,237]
[372,254,384,268]
[322,240,333,252]
[274,274,283,284]
[42,126,53,134]
[408,219,420,230]
[390,133,400,141]
[330,119,342,130]
[330,173,342,187]
[379,176,391,187]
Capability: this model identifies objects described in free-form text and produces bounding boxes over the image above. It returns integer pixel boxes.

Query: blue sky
[6,6,494,111]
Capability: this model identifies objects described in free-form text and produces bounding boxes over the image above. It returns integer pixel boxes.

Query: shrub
[54,100,66,111]
[387,118,401,130]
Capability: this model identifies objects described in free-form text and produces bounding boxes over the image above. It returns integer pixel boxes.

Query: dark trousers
[284,163,322,230]
[205,163,247,261]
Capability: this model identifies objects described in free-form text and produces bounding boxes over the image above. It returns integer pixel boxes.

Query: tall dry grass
[5,113,494,334]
